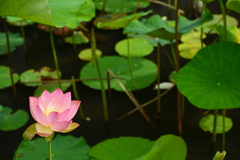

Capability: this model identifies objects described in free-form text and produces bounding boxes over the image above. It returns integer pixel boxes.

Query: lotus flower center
[45,108,59,116]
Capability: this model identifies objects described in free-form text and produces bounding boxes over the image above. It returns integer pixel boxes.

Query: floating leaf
[39,67,60,79]
[199,114,233,133]
[0,32,24,55]
[169,71,177,83]
[0,65,19,89]
[176,42,240,109]
[94,11,152,29]
[179,30,206,59]
[213,151,226,160]
[115,37,154,57]
[20,69,42,87]
[80,56,157,91]
[226,0,240,14]
[95,0,150,13]
[15,135,90,160]
[65,0,95,29]
[195,14,238,33]
[154,82,174,90]
[0,107,29,131]
[65,31,89,44]
[136,134,187,160]
[6,16,34,26]
[89,136,154,160]
[34,82,71,97]
[0,0,89,27]
[216,25,240,43]
[78,48,102,61]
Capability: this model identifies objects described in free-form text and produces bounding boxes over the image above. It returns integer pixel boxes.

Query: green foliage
[0,32,24,55]
[212,151,226,160]
[80,56,158,91]
[176,42,240,109]
[6,16,34,26]
[137,135,187,160]
[78,48,102,61]
[199,114,233,133]
[216,25,240,43]
[0,65,19,89]
[65,31,89,44]
[15,135,90,160]
[20,69,42,87]
[115,37,154,57]
[0,106,29,131]
[0,0,90,27]
[89,136,154,160]
[95,0,150,13]
[226,0,240,14]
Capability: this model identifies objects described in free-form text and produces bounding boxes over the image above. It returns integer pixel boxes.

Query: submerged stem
[49,26,62,89]
[20,21,27,54]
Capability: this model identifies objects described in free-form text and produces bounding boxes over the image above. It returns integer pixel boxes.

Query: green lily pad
[34,82,71,97]
[78,48,102,61]
[137,134,187,160]
[39,67,60,79]
[199,114,233,133]
[65,0,95,29]
[0,32,24,55]
[0,0,90,27]
[65,31,89,44]
[213,151,226,160]
[216,25,240,43]
[94,11,152,29]
[176,41,240,109]
[169,71,177,83]
[95,0,150,13]
[80,56,157,91]
[195,14,238,34]
[14,135,90,160]
[89,136,154,160]
[20,69,42,87]
[115,37,154,57]
[179,30,206,59]
[6,16,34,26]
[226,0,240,14]
[0,107,29,131]
[0,65,19,89]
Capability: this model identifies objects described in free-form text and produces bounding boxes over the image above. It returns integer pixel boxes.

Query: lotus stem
[181,95,185,118]
[127,35,137,89]
[72,31,76,49]
[222,109,226,151]
[48,140,52,160]
[2,18,18,105]
[71,76,85,120]
[212,109,218,145]
[218,0,227,41]
[20,21,27,54]
[133,0,141,13]
[200,3,206,48]
[170,41,177,67]
[122,0,125,15]
[157,43,161,114]
[91,28,109,122]
[49,26,62,89]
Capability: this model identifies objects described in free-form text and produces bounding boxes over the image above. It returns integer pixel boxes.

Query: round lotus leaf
[65,31,89,44]
[0,65,19,89]
[0,107,29,131]
[14,135,90,160]
[80,56,157,91]
[176,41,240,109]
[115,38,154,57]
[78,48,102,61]
[89,136,154,160]
[95,0,150,13]
[20,69,42,87]
[199,114,233,134]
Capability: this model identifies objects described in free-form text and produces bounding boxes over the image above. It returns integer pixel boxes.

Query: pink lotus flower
[23,89,80,141]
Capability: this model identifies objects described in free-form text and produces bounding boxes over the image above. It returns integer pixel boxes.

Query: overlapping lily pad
[0,65,19,89]
[6,16,34,26]
[14,135,90,160]
[65,31,89,44]
[0,0,90,27]
[226,0,240,14]
[78,48,102,61]
[115,37,154,57]
[216,25,240,43]
[80,56,157,91]
[0,106,29,131]
[0,32,24,55]
[199,114,233,133]
[176,41,240,109]
[95,0,150,13]
[89,136,154,160]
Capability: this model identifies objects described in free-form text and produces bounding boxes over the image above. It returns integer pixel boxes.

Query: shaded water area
[1,0,240,159]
